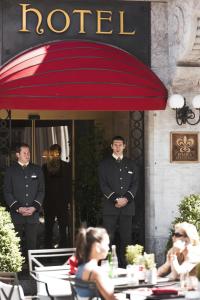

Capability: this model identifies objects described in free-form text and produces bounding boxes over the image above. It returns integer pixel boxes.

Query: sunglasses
[173,232,187,238]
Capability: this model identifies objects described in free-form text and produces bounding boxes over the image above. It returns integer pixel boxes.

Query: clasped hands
[168,243,186,263]
[115,197,128,208]
[18,207,36,216]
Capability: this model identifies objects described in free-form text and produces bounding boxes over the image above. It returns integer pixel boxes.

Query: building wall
[145,0,170,263]
[146,0,200,264]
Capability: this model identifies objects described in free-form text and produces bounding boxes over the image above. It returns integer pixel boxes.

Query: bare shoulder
[92,266,104,278]
[82,263,100,281]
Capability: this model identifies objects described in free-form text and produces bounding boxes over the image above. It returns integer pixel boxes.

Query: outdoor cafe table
[37,266,186,300]
[112,273,185,300]
[114,283,185,300]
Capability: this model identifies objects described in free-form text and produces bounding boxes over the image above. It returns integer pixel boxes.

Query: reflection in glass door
[11,120,71,165]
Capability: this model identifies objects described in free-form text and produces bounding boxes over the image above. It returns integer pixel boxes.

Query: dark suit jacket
[42,160,72,215]
[98,156,139,216]
[3,162,45,224]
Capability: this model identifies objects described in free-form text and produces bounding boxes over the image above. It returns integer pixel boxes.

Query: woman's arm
[171,255,197,275]
[171,245,200,275]
[157,262,170,277]
[91,268,116,300]
[157,250,172,277]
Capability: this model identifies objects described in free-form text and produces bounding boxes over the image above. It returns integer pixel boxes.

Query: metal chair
[30,270,72,300]
[28,248,76,299]
[28,248,76,272]
[0,272,25,300]
[69,278,102,300]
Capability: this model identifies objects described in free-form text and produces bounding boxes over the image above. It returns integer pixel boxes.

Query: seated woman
[75,227,116,300]
[157,222,200,280]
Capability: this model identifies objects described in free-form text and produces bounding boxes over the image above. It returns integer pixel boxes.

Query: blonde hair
[174,222,200,246]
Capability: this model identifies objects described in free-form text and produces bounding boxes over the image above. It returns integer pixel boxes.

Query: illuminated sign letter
[96,10,112,35]
[47,9,70,33]
[119,11,135,35]
[19,4,44,35]
[73,10,92,34]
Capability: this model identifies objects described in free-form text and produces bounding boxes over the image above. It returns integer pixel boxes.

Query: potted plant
[125,245,157,283]
[143,253,155,269]
[0,206,24,272]
[125,244,145,283]
[125,244,144,265]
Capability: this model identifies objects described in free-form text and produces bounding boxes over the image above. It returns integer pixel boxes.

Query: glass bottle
[109,245,118,278]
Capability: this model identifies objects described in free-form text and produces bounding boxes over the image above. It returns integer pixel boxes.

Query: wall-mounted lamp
[168,94,200,125]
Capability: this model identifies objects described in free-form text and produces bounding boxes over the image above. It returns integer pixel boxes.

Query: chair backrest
[70,278,102,300]
[28,248,76,272]
[31,269,72,300]
[28,248,75,299]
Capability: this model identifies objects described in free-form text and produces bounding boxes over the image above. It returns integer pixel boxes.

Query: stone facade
[146,0,200,264]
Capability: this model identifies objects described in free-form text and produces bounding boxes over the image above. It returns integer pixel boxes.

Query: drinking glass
[180,273,198,291]
[180,272,189,292]
[180,273,200,299]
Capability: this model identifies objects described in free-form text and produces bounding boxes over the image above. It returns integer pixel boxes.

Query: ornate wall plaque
[170,132,199,163]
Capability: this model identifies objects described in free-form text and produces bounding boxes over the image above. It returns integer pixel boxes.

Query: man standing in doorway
[98,136,139,267]
[4,143,45,258]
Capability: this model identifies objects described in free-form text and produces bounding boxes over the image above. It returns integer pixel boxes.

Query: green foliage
[126,245,155,269]
[125,244,144,265]
[172,194,200,232]
[166,194,200,251]
[143,253,156,270]
[75,126,109,227]
[0,207,24,272]
[196,263,200,281]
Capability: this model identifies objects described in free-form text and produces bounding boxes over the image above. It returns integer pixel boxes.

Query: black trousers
[103,214,133,268]
[14,223,38,258]
[44,210,68,248]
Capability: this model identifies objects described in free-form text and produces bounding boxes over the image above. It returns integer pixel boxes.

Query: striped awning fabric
[0,40,168,110]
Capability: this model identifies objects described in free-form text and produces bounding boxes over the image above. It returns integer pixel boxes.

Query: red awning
[0,40,168,110]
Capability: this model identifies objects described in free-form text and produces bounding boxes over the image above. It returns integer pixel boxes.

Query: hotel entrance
[0,3,167,249]
[0,110,145,247]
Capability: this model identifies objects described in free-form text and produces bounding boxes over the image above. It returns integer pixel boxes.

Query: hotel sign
[20,4,136,36]
[1,1,150,64]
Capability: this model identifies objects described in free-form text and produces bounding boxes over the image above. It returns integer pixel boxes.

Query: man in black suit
[42,144,71,248]
[98,136,139,267]
[4,143,45,257]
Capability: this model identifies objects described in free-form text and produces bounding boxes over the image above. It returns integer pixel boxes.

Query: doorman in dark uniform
[4,143,45,257]
[42,144,71,248]
[98,136,139,267]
